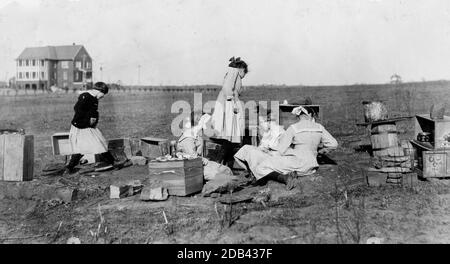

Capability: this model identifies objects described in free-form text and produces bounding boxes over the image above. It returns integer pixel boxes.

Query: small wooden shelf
[415,114,450,150]
[355,116,413,127]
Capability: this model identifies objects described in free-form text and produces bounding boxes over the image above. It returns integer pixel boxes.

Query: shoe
[113,159,132,170]
[286,171,298,190]
[62,167,77,177]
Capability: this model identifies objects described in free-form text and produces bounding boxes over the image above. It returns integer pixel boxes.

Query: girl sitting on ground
[177,113,211,156]
[234,106,338,189]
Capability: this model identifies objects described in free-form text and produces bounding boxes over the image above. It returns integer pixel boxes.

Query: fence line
[0,87,220,97]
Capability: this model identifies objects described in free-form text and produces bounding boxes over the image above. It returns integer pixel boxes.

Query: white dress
[234,122,285,175]
[235,119,338,180]
[69,90,108,155]
[211,67,245,143]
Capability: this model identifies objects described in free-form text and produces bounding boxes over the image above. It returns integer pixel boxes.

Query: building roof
[16,45,85,60]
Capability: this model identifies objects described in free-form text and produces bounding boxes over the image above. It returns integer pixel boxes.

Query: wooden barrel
[401,139,417,168]
[370,124,399,157]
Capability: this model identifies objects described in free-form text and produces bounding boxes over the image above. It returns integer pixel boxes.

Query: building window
[26,60,29,66]
[18,60,22,66]
[32,72,36,79]
[54,63,57,69]
[62,61,69,69]
[86,61,91,69]
[19,72,22,79]
[53,72,56,80]
[41,72,45,79]
[63,71,68,80]
[41,60,44,66]
[32,60,36,66]
[26,72,29,79]
[76,61,82,68]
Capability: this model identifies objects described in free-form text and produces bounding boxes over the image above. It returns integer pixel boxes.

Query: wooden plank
[141,137,168,144]
[3,134,24,181]
[356,116,413,126]
[368,167,411,173]
[23,135,34,181]
[0,134,4,181]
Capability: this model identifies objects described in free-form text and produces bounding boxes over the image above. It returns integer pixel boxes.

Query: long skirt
[211,93,244,143]
[234,145,317,180]
[69,125,108,155]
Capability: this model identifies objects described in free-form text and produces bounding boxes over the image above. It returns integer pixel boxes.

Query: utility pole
[100,64,103,82]
[82,54,86,89]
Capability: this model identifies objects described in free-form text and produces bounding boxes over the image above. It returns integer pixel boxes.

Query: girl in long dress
[211,57,248,144]
[234,110,285,175]
[64,82,117,174]
[234,106,338,189]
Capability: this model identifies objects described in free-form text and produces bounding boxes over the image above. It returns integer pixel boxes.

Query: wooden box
[108,138,132,161]
[415,114,450,149]
[422,150,450,178]
[141,137,169,158]
[52,132,72,155]
[148,158,203,196]
[0,133,34,181]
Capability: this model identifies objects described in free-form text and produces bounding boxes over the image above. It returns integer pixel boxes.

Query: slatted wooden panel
[0,135,4,181]
[148,158,203,196]
[1,134,33,181]
[423,150,450,178]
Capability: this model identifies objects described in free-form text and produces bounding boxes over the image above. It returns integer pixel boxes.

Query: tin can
[170,140,177,157]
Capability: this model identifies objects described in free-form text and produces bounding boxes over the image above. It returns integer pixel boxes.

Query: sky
[1,0,450,86]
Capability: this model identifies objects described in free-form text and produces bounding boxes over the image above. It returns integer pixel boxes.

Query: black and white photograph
[1,0,450,247]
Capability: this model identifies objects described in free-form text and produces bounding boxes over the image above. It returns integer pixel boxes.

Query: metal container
[417,132,432,142]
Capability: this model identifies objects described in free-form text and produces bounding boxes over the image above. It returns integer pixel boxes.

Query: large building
[15,44,93,90]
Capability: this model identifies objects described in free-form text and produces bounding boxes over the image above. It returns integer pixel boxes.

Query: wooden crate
[52,132,72,155]
[148,158,203,196]
[422,150,450,178]
[141,137,169,158]
[0,133,34,181]
[415,114,450,149]
[108,138,132,160]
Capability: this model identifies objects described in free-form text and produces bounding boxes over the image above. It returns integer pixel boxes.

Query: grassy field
[1,81,450,244]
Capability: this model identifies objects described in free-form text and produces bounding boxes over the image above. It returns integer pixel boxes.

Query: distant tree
[390,74,402,84]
